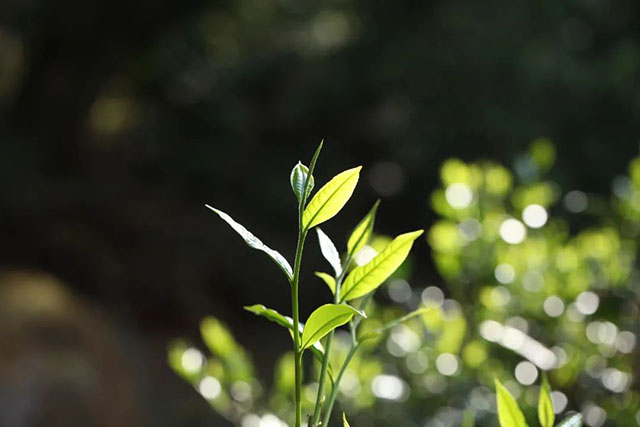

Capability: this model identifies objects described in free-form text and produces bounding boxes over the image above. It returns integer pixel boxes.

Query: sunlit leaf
[347,200,380,257]
[244,304,329,370]
[302,166,362,230]
[538,373,555,427]
[315,271,336,295]
[343,413,351,427]
[206,205,293,280]
[244,304,292,329]
[301,304,364,349]
[340,230,423,302]
[557,414,583,427]
[290,162,314,204]
[359,307,430,341]
[495,379,528,427]
[316,228,342,276]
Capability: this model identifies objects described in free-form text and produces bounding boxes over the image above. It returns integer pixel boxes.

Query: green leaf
[495,379,528,427]
[206,205,293,281]
[302,166,362,230]
[347,200,380,257]
[290,162,314,203]
[359,307,430,341]
[244,304,329,370]
[244,304,292,329]
[557,414,583,427]
[316,228,342,276]
[538,373,555,427]
[343,413,351,427]
[315,271,336,294]
[340,230,423,302]
[301,304,365,349]
[462,408,476,427]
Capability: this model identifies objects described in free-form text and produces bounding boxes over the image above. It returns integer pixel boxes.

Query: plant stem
[310,255,351,425]
[321,342,359,427]
[291,222,307,427]
[291,141,323,427]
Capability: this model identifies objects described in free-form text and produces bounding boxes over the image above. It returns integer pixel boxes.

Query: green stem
[321,343,360,427]
[310,256,351,425]
[291,231,305,427]
[291,141,322,427]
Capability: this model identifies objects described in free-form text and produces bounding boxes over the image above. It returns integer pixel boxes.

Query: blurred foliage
[1,0,640,425]
[170,140,640,426]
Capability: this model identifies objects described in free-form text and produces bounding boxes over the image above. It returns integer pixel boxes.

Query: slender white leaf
[316,228,342,276]
[206,205,293,280]
[557,414,583,427]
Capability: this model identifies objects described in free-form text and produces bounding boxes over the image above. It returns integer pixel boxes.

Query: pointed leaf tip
[290,162,314,204]
[316,228,342,276]
[538,373,554,427]
[495,379,528,427]
[301,304,361,349]
[347,199,380,257]
[206,205,293,280]
[303,166,362,230]
[341,230,423,302]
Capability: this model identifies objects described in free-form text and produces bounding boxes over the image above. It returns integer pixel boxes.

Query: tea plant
[494,375,583,427]
[197,142,424,426]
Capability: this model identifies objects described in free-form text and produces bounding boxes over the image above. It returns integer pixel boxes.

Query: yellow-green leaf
[302,166,362,230]
[340,230,423,302]
[315,271,336,294]
[538,373,555,427]
[347,200,380,257]
[301,304,364,349]
[343,413,351,427]
[495,379,528,427]
[244,304,328,369]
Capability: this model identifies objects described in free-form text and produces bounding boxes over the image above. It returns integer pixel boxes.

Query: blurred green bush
[169,140,639,426]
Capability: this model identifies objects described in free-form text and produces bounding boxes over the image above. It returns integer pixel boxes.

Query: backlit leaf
[538,373,555,427]
[315,271,336,295]
[343,413,351,427]
[340,230,423,302]
[301,304,364,349]
[347,200,380,257]
[244,304,328,369]
[317,228,342,276]
[290,162,314,204]
[495,379,528,427]
[302,167,362,230]
[244,304,292,329]
[359,307,430,341]
[206,205,293,281]
[557,414,583,427]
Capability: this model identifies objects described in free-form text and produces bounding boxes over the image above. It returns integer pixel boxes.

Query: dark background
[0,0,639,425]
